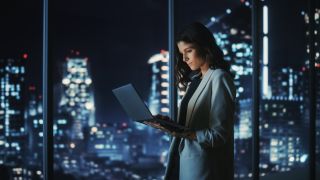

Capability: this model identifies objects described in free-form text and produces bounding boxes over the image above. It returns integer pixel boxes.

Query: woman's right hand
[143,114,172,133]
[153,114,172,121]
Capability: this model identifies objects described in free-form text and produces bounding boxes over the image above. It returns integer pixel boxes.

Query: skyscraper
[0,56,27,166]
[54,53,96,176]
[24,85,43,179]
[147,50,170,116]
[145,50,173,155]
[59,55,96,141]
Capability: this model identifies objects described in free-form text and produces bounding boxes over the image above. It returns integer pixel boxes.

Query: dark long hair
[175,22,232,89]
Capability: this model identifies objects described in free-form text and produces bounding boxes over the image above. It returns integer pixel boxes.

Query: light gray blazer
[164,68,236,180]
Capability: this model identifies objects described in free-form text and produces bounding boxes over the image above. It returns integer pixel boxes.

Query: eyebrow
[179,46,194,54]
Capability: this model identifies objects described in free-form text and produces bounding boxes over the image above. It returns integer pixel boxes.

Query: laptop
[112,84,190,133]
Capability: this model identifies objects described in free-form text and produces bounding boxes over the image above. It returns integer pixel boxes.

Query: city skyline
[0,0,307,124]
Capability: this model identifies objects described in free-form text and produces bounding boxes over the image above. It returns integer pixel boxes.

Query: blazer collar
[185,68,215,127]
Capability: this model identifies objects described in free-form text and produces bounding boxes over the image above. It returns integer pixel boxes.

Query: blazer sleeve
[195,72,236,148]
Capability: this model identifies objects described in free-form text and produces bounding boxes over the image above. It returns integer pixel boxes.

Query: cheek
[190,52,198,61]
[192,51,201,60]
[193,57,203,66]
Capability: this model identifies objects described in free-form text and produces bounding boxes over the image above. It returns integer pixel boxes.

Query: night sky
[0,0,307,123]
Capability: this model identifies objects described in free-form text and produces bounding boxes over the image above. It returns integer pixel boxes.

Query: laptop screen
[112,84,154,121]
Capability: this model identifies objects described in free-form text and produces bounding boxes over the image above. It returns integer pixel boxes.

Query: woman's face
[177,41,206,71]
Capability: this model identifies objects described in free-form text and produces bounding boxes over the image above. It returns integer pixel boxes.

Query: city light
[263,6,268,34]
[22,53,28,59]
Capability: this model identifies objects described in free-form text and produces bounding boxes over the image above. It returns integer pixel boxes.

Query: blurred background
[0,0,319,179]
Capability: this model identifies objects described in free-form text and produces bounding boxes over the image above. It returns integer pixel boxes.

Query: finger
[160,127,170,132]
[172,132,185,138]
[156,126,170,133]
[160,115,167,120]
[146,122,160,129]
[152,123,163,129]
[155,114,162,119]
[146,121,159,126]
[163,116,170,121]
[152,123,161,127]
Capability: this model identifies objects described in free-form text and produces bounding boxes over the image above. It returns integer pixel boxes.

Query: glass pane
[0,1,44,179]
[176,0,253,179]
[259,0,309,178]
[52,1,168,179]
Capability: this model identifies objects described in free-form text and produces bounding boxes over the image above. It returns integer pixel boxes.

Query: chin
[190,67,198,71]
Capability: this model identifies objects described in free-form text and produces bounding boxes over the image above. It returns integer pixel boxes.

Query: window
[51,1,168,179]
[259,0,309,178]
[0,1,44,179]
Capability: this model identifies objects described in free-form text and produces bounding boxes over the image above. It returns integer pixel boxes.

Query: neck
[200,63,210,77]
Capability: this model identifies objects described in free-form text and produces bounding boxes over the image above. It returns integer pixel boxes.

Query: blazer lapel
[177,72,201,124]
[185,68,214,127]
[177,85,188,124]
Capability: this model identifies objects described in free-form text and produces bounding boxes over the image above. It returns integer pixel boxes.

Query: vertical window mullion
[168,0,177,121]
[42,0,53,179]
[252,0,261,179]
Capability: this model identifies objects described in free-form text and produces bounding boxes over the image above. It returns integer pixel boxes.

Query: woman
[147,22,236,180]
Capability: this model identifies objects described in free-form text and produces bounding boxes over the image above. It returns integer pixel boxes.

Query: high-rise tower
[0,55,27,166]
[59,54,96,140]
